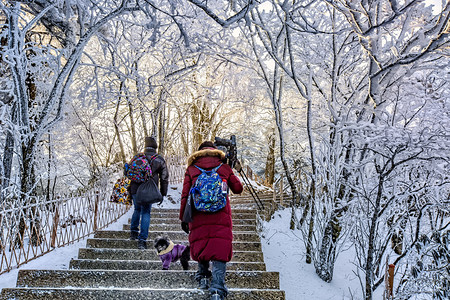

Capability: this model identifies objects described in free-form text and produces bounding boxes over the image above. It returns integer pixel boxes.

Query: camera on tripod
[214,135,237,168]
[214,135,264,210]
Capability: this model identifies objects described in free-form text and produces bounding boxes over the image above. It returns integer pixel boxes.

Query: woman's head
[198,141,217,150]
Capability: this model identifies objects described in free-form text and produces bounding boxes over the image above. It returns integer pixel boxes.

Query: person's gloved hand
[162,267,168,270]
[234,159,242,172]
[181,222,189,234]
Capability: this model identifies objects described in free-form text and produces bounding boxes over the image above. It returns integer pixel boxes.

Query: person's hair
[198,141,216,150]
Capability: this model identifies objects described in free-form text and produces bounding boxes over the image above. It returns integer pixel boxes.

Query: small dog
[153,236,190,270]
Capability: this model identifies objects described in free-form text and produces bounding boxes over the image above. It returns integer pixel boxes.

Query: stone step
[86,238,262,251]
[69,259,266,271]
[231,193,290,199]
[230,199,288,205]
[94,230,260,242]
[230,204,265,210]
[231,193,275,198]
[149,212,257,219]
[151,208,258,214]
[230,200,290,211]
[230,195,291,201]
[123,223,257,232]
[0,288,285,300]
[231,198,285,202]
[0,191,286,300]
[78,248,264,262]
[150,217,257,225]
[14,270,280,290]
[230,197,278,203]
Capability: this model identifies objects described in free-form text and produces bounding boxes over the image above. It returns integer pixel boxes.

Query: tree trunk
[272,52,299,229]
[365,175,385,300]
[158,93,166,155]
[18,137,41,247]
[140,105,149,138]
[46,133,52,201]
[125,87,138,154]
[2,107,16,194]
[264,127,276,185]
[134,62,149,138]
[315,208,344,281]
[314,10,349,279]
[305,71,317,264]
[113,89,126,163]
[305,181,316,264]
[176,105,190,156]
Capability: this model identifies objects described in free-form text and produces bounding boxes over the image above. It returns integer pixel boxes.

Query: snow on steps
[0,195,285,299]
[77,248,265,262]
[0,288,285,299]
[94,230,261,242]
[69,259,267,271]
[84,238,262,251]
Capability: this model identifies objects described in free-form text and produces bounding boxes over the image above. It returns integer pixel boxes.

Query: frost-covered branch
[188,0,256,27]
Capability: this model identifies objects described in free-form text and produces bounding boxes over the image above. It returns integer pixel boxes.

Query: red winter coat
[179,148,243,262]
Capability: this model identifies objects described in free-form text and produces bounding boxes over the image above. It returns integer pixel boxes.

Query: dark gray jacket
[129,147,169,197]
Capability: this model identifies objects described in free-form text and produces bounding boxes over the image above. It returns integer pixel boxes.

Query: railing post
[280,176,284,206]
[387,264,395,299]
[273,182,276,204]
[50,203,59,248]
[384,256,395,300]
[93,191,99,231]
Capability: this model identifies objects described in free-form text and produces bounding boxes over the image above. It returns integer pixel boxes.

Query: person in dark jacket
[179,141,243,300]
[129,136,169,250]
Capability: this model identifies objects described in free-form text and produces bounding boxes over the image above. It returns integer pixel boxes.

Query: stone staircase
[0,194,285,299]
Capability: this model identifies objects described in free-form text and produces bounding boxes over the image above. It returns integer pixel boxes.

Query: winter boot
[137,240,147,250]
[198,277,209,290]
[129,231,138,241]
[180,246,190,270]
[210,292,224,300]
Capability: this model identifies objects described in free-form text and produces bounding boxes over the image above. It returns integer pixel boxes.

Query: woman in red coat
[179,141,243,300]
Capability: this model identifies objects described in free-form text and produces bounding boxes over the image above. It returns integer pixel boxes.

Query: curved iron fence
[0,156,187,275]
[0,187,130,275]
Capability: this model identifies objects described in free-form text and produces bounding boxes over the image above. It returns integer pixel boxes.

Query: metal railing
[166,155,186,185]
[0,188,129,275]
[0,157,186,275]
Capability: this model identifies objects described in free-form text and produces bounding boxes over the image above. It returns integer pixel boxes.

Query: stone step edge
[0,288,286,300]
[69,259,266,270]
[2,287,281,291]
[123,224,256,228]
[78,249,263,254]
[15,270,280,289]
[70,259,266,264]
[87,238,261,244]
[97,230,259,234]
[16,269,276,275]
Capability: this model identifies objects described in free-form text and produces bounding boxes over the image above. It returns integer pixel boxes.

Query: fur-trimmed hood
[187,149,225,166]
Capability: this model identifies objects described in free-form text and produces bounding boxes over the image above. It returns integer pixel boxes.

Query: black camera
[214,135,237,168]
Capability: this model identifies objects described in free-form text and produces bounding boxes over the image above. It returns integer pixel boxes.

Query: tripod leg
[238,169,264,210]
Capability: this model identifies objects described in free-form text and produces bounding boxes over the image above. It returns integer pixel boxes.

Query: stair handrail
[0,185,129,275]
[237,168,265,210]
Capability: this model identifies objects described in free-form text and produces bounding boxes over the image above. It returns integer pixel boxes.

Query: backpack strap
[193,165,205,173]
[191,163,223,194]
[194,163,222,173]
[149,154,158,163]
[146,154,159,178]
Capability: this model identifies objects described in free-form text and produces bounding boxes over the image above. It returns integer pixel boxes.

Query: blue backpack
[190,164,227,212]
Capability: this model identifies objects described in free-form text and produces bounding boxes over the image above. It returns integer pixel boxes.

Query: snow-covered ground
[0,184,367,300]
[260,208,363,300]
